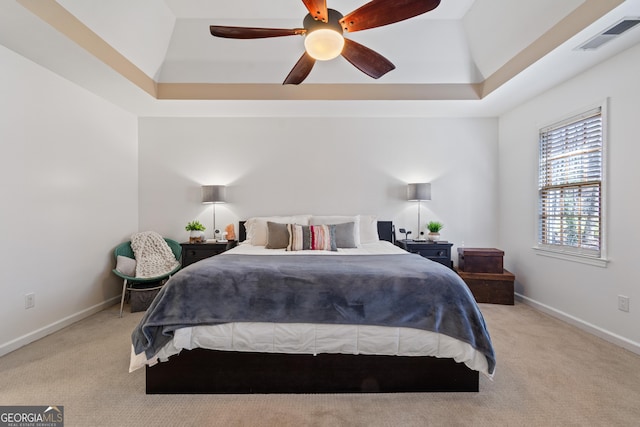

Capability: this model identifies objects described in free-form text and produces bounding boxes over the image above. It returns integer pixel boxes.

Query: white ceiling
[1,0,640,117]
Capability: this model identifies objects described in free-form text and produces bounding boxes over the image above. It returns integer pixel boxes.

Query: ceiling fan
[209,0,441,85]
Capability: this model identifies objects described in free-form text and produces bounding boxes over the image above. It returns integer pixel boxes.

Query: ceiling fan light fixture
[209,1,442,84]
[304,29,345,60]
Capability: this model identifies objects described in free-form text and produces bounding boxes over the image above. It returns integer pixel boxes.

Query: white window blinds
[538,107,603,257]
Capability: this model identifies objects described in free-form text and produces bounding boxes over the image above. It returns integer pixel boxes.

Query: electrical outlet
[618,295,629,312]
[25,293,35,309]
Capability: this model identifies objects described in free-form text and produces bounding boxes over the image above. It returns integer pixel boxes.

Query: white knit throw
[130,231,180,279]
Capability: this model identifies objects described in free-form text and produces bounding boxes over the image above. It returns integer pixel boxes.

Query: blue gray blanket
[132,253,495,374]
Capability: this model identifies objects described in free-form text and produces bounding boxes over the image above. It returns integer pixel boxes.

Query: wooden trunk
[457,248,504,273]
[456,268,515,305]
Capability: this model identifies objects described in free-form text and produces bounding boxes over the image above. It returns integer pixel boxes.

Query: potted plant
[185,220,206,243]
[426,221,444,242]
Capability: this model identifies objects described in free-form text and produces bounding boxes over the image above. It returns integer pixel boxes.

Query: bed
[130,216,495,394]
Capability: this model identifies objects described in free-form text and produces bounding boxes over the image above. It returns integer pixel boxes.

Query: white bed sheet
[130,240,493,378]
[130,322,491,377]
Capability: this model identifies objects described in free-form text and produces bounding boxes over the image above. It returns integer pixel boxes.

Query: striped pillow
[286,224,337,251]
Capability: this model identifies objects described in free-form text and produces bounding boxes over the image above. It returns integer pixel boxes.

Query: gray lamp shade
[201,185,226,204]
[407,183,431,201]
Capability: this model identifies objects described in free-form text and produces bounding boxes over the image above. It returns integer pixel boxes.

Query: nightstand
[180,241,237,268]
[397,240,453,269]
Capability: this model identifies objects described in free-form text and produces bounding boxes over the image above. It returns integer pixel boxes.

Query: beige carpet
[1,302,639,427]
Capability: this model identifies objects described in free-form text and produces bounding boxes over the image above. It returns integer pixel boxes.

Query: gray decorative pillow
[334,222,357,248]
[116,255,137,277]
[265,221,290,249]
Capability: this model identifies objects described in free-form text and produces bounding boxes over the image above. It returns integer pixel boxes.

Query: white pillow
[245,215,311,246]
[116,255,137,277]
[358,215,379,244]
[309,215,361,247]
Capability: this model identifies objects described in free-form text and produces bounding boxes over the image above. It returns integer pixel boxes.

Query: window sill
[533,247,608,268]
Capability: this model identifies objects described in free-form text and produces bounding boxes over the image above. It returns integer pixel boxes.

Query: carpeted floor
[1,302,639,426]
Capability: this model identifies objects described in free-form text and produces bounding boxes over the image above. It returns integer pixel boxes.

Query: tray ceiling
[2,0,639,116]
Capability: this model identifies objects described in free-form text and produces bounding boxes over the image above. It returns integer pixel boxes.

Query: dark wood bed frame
[145,221,479,394]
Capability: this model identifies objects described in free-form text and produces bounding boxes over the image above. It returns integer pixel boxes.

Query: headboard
[238,221,395,244]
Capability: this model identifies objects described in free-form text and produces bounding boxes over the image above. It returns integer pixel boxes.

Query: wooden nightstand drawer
[396,240,453,269]
[410,246,449,258]
[185,247,224,261]
[180,241,237,267]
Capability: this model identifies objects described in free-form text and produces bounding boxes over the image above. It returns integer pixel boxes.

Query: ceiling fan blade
[283,52,316,85]
[340,0,441,33]
[301,0,329,23]
[341,38,395,79]
[210,26,305,39]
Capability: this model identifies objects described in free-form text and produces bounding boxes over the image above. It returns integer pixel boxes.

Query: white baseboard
[516,293,640,355]
[0,296,120,357]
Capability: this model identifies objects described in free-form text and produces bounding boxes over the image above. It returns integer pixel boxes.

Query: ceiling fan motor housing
[304,9,344,33]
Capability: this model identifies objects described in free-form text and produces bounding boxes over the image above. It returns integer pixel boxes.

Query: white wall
[0,45,139,355]
[498,42,640,351]
[138,117,499,250]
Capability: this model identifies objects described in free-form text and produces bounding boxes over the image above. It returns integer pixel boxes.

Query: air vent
[576,17,640,50]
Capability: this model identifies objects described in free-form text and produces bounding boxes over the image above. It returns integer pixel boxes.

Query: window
[537,105,606,264]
